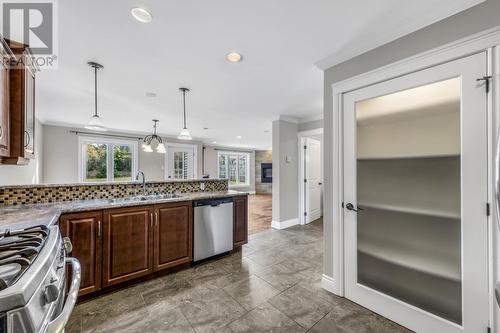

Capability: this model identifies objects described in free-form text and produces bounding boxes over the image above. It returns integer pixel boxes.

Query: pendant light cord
[183,89,187,129]
[94,66,98,117]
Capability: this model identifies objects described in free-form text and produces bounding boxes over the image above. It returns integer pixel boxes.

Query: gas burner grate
[0,225,49,291]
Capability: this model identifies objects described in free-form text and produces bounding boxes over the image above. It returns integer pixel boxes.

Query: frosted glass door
[343,52,488,333]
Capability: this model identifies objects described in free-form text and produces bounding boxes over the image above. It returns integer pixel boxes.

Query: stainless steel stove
[0,225,80,333]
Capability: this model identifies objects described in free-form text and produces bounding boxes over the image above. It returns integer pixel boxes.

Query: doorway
[165,143,197,180]
[298,129,324,225]
[342,52,488,332]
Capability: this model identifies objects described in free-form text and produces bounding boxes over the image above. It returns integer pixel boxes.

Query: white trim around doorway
[298,128,324,226]
[164,142,199,180]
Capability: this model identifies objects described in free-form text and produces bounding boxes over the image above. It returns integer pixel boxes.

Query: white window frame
[164,142,198,180]
[78,136,139,183]
[217,151,250,188]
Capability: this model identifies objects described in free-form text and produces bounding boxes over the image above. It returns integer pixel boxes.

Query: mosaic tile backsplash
[0,179,228,206]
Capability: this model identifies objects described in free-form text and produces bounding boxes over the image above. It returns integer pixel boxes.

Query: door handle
[318,182,323,185]
[345,203,363,212]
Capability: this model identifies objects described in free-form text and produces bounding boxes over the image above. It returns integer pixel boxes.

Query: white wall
[203,145,255,193]
[0,119,44,185]
[42,124,203,183]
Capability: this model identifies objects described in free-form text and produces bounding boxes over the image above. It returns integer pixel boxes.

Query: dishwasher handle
[194,198,233,207]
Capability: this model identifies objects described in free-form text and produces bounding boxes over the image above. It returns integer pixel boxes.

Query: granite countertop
[0,190,248,230]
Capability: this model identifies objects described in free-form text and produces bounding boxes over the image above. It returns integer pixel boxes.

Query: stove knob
[44,284,59,304]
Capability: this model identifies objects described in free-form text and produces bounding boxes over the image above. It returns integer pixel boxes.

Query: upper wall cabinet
[0,37,13,158]
[0,39,36,165]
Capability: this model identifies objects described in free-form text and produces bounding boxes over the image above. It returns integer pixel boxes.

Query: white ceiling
[37,0,483,149]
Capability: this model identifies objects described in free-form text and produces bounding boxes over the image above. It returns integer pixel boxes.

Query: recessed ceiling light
[145,92,157,98]
[236,135,242,139]
[212,141,217,144]
[131,7,152,23]
[226,52,242,63]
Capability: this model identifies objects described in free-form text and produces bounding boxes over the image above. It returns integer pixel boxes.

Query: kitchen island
[0,179,248,299]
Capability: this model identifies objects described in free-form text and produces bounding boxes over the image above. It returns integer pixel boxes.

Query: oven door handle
[45,257,81,333]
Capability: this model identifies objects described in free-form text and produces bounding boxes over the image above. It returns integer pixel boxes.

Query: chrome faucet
[136,171,146,196]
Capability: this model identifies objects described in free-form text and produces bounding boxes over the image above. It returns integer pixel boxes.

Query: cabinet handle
[150,213,153,228]
[0,125,3,140]
[97,220,101,238]
[24,131,30,148]
[155,212,158,226]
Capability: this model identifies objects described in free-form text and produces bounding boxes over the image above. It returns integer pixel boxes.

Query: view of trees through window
[218,152,249,186]
[85,144,107,181]
[84,142,134,182]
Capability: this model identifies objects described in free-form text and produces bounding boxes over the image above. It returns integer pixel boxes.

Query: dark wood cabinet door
[23,61,35,157]
[102,206,153,287]
[59,211,102,295]
[233,196,248,247]
[0,40,10,158]
[1,41,35,164]
[154,202,192,271]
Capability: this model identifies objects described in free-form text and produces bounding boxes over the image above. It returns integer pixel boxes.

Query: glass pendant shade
[177,128,192,140]
[156,143,166,153]
[143,144,153,152]
[85,114,107,131]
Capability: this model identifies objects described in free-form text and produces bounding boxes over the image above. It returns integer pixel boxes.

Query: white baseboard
[321,274,338,295]
[271,218,299,230]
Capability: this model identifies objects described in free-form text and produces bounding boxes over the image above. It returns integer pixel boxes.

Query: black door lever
[345,203,363,212]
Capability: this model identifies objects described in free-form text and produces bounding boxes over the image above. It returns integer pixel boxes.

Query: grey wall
[0,119,44,185]
[322,0,500,278]
[255,150,272,194]
[203,145,256,193]
[272,119,299,222]
[42,125,203,184]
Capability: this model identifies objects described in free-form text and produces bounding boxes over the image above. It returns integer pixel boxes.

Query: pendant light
[85,62,107,131]
[142,120,166,153]
[177,87,192,140]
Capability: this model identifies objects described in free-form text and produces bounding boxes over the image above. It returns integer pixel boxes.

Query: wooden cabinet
[233,195,248,247]
[0,38,12,157]
[1,40,36,164]
[58,196,246,296]
[59,211,102,296]
[153,202,193,271]
[102,206,154,287]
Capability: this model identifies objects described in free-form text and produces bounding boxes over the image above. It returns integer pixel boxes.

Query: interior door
[305,138,322,223]
[343,52,488,332]
[167,146,194,180]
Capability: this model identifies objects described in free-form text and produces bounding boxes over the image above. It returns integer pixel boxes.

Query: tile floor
[66,219,411,333]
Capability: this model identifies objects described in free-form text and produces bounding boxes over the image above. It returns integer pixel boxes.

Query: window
[79,137,138,182]
[173,151,189,179]
[217,151,249,187]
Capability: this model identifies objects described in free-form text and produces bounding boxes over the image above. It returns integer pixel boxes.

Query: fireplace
[261,163,272,183]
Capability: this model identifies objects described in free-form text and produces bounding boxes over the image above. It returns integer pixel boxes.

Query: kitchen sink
[107,193,183,203]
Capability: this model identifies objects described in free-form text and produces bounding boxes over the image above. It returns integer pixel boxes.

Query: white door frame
[298,128,324,225]
[324,25,500,332]
[164,142,198,180]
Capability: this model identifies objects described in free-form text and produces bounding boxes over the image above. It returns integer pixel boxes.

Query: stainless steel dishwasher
[193,197,234,262]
